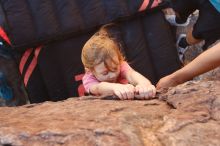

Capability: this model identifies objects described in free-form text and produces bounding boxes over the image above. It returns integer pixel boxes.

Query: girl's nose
[106,73,113,80]
[108,72,115,78]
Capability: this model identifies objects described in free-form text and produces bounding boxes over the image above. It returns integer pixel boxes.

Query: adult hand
[156,74,179,89]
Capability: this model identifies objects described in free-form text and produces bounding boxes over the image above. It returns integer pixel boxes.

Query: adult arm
[157,42,220,89]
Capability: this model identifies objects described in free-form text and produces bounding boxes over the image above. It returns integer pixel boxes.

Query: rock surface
[0,80,220,146]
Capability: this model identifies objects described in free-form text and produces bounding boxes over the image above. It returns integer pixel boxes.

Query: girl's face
[92,61,120,83]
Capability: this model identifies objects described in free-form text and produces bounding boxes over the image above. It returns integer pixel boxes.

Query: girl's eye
[111,68,118,73]
[109,67,118,72]
[102,71,108,75]
[110,70,117,73]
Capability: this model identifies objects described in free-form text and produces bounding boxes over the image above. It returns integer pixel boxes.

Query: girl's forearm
[128,70,152,86]
[89,82,115,96]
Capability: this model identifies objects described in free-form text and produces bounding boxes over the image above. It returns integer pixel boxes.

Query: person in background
[81,24,156,100]
[0,38,13,106]
[156,42,220,89]
[163,0,220,63]
[0,71,13,106]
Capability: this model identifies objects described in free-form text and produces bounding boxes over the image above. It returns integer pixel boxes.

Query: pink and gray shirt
[82,61,131,93]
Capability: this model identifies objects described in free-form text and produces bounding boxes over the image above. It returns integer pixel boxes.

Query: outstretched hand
[156,74,179,89]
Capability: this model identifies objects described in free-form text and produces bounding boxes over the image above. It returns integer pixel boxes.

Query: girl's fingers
[151,85,156,97]
[135,85,156,99]
[114,90,123,100]
[126,85,134,99]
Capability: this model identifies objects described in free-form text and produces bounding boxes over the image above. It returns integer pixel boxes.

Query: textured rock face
[0,80,220,146]
[158,80,220,146]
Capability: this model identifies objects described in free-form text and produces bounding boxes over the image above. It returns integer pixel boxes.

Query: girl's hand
[112,84,135,100]
[134,84,156,100]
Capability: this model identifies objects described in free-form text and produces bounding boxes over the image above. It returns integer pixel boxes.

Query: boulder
[0,80,219,146]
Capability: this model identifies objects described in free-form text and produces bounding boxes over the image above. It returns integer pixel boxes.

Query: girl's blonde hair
[81,24,125,71]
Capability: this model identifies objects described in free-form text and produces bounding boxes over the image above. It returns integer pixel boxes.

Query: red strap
[151,0,161,8]
[139,0,150,11]
[24,46,42,86]
[75,74,86,96]
[139,0,161,11]
[0,27,11,45]
[19,48,34,74]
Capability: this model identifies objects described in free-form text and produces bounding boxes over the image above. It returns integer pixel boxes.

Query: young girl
[81,25,156,100]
